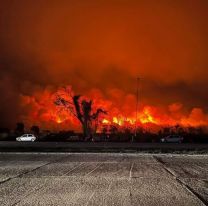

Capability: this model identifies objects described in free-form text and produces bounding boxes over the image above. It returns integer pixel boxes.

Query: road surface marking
[129,162,134,179]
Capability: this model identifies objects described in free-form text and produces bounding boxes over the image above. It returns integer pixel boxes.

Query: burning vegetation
[18,86,208,136]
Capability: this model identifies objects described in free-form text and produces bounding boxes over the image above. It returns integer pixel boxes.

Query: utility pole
[133,77,140,142]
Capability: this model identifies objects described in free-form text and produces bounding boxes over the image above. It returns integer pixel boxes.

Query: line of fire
[1,83,208,143]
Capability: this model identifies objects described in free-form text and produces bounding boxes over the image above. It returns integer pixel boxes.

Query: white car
[160,135,183,143]
[16,134,36,142]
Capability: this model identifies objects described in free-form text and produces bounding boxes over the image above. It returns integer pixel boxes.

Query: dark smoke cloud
[0,0,208,128]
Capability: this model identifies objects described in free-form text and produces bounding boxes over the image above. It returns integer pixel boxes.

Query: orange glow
[112,117,122,126]
[0,1,208,130]
[139,107,157,124]
[100,108,156,127]
[19,86,208,131]
[102,119,110,124]
[56,117,63,124]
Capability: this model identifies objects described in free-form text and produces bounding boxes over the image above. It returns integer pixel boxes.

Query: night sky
[0,0,208,129]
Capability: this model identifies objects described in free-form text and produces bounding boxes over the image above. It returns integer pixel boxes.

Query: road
[0,142,208,153]
[0,153,208,205]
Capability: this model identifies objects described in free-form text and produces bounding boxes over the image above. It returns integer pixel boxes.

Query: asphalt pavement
[0,153,208,205]
[0,142,208,153]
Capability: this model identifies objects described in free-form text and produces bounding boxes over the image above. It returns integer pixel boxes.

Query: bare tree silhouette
[54,87,106,140]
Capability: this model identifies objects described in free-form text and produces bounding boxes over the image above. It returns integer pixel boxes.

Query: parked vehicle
[16,134,36,142]
[160,135,183,143]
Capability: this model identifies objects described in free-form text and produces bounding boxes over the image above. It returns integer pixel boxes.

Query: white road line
[61,162,85,176]
[84,163,103,177]
[84,158,116,177]
[129,162,134,179]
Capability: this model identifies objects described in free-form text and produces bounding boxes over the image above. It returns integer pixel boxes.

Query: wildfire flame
[139,107,157,124]
[19,86,208,131]
[56,117,63,124]
[102,107,156,127]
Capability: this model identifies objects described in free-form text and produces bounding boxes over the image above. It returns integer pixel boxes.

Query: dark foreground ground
[0,142,208,153]
[0,153,208,205]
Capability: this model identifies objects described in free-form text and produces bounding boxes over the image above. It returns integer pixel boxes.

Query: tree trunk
[82,122,91,141]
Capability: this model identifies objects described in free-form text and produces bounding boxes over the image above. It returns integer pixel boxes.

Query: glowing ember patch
[139,108,157,124]
[102,119,110,124]
[126,118,136,125]
[113,117,122,126]
[56,117,63,124]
